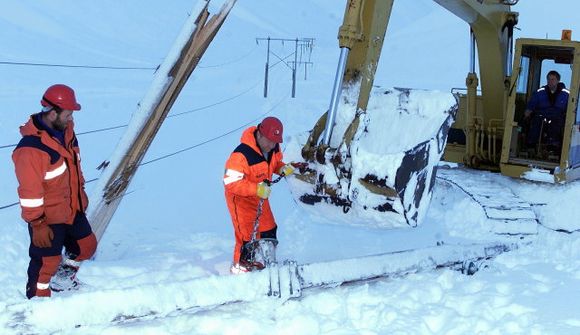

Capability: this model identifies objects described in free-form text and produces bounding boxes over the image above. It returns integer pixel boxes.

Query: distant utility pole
[256,37,314,98]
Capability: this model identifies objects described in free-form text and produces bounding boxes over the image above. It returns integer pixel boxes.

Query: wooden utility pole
[88,0,237,242]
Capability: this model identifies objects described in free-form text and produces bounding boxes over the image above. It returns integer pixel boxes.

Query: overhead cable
[0,60,156,71]
[0,177,98,210]
[0,82,260,149]
[0,92,289,211]
[0,46,257,71]
[141,92,289,166]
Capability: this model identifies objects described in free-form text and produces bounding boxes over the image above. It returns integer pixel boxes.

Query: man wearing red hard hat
[223,116,297,274]
[12,84,97,298]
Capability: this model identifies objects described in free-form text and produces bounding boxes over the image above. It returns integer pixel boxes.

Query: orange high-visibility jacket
[223,126,285,256]
[12,114,88,225]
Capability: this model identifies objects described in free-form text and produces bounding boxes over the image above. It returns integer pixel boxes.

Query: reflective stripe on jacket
[12,114,88,225]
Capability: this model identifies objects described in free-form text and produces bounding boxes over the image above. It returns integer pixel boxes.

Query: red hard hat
[41,84,81,111]
[258,116,283,143]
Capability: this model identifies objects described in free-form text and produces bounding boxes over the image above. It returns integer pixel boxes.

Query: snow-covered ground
[1,1,580,334]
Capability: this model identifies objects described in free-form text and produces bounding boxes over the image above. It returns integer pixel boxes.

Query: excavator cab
[501,36,580,182]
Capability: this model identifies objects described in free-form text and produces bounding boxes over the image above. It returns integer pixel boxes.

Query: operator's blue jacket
[527,82,570,117]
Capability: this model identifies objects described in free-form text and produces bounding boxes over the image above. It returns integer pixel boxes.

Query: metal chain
[249,171,286,244]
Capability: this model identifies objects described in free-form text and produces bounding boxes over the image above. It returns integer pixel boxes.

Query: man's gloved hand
[279,163,295,176]
[256,182,271,199]
[31,224,54,248]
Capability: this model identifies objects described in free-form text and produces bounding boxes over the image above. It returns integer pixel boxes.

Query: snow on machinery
[287,0,458,229]
[287,0,580,230]
[9,1,558,326]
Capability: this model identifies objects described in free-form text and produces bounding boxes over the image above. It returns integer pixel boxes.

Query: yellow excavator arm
[293,0,520,227]
[302,0,394,163]
[303,0,516,163]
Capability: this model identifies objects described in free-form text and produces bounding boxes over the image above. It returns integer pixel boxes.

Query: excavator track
[436,167,539,236]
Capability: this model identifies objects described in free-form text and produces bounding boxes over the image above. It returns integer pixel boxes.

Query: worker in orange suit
[223,116,296,274]
[12,84,97,299]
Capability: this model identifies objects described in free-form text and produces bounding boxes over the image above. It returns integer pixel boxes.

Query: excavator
[13,1,579,328]
[288,0,580,229]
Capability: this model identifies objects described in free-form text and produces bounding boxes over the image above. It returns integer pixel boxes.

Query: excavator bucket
[285,87,458,228]
[282,0,458,229]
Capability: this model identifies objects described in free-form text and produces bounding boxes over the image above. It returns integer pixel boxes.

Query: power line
[141,92,289,166]
[76,124,128,136]
[0,177,99,210]
[256,37,315,98]
[0,61,156,71]
[0,202,19,210]
[0,47,258,71]
[0,81,260,149]
[168,81,259,118]
[0,143,17,149]
[0,92,290,211]
[198,46,257,68]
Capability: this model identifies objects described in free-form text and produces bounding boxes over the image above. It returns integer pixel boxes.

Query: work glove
[279,163,295,176]
[30,221,54,248]
[256,182,271,199]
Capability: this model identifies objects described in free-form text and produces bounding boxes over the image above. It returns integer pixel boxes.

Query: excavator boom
[291,0,463,227]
